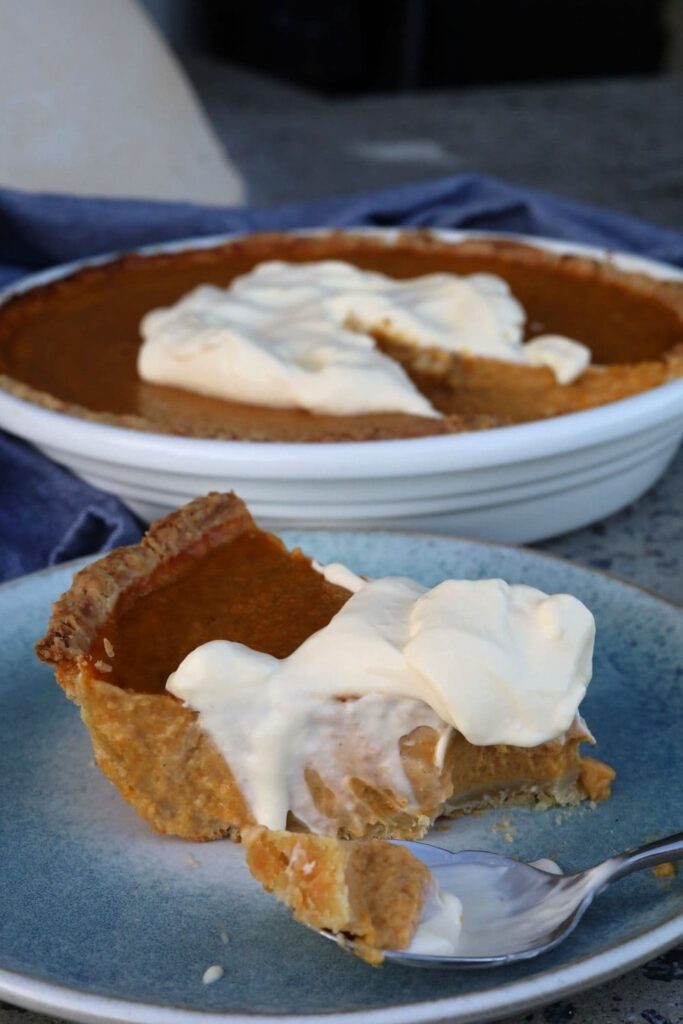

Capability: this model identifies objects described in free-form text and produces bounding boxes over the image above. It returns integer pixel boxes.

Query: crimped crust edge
[35,491,254,683]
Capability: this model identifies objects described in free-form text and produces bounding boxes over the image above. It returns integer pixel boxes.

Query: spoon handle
[602,830,683,883]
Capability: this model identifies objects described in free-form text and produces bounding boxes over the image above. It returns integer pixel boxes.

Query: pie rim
[36,490,614,843]
[3,230,683,442]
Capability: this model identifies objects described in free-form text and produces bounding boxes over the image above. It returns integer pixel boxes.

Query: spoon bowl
[317,831,683,968]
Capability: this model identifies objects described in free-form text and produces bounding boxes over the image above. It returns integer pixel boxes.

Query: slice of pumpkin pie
[242,826,439,965]
[36,492,613,841]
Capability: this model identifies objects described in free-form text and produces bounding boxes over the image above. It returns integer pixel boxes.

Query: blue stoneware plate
[1,532,682,1024]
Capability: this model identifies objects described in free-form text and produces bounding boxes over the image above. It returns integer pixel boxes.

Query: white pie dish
[1,229,682,543]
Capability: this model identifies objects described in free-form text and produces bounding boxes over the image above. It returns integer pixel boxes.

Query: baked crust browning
[3,232,683,441]
[36,491,254,689]
[379,334,683,423]
[37,492,258,839]
[243,826,432,963]
[0,369,496,441]
[74,678,252,839]
[36,492,613,842]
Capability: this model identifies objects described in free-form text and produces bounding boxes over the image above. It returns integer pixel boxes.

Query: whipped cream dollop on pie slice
[36,491,614,842]
[167,572,595,833]
[138,260,591,417]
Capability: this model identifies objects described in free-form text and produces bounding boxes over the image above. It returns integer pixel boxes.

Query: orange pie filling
[3,234,683,441]
[243,827,434,964]
[36,492,613,843]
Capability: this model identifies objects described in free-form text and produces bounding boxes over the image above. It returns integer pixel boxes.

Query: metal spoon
[319,831,683,968]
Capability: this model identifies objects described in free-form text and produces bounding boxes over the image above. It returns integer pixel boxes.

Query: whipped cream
[201,965,224,985]
[312,560,365,592]
[138,269,439,419]
[407,884,464,956]
[524,334,591,385]
[138,261,591,418]
[167,572,594,832]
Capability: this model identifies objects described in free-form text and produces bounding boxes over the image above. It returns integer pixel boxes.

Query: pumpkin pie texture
[243,826,432,964]
[36,492,614,842]
[3,233,683,441]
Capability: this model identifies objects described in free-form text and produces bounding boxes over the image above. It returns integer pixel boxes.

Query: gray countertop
[184,58,683,233]
[3,64,681,1024]
[540,447,683,607]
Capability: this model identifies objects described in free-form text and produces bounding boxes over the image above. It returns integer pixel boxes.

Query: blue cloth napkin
[2,173,682,582]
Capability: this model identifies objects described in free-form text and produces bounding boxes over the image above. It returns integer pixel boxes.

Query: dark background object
[201,0,667,94]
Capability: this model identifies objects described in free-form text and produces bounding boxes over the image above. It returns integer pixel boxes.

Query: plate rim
[1,911,683,1024]
[1,532,681,1024]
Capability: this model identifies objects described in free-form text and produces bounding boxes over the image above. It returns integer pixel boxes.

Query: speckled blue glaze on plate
[0,533,681,1024]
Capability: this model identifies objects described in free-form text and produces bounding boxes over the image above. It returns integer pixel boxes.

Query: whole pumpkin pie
[36,492,614,842]
[2,232,683,441]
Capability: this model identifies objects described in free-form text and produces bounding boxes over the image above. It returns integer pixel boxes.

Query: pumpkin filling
[37,493,614,842]
[3,234,682,440]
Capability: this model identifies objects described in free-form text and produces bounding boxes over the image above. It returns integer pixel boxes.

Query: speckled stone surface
[2,65,681,1024]
[183,57,683,233]
[539,447,683,607]
[508,462,683,1024]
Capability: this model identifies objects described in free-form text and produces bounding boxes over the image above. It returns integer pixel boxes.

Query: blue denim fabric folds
[1,174,681,580]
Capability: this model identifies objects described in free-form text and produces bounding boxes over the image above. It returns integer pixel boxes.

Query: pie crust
[36,492,614,841]
[243,826,432,964]
[3,233,682,441]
